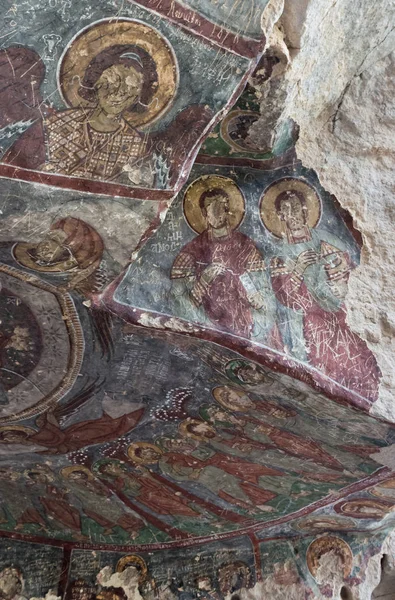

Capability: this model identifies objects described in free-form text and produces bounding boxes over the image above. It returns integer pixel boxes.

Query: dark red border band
[126,0,266,58]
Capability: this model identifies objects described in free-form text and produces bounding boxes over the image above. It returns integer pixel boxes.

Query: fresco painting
[66,537,255,599]
[0,236,392,546]
[0,3,391,595]
[0,539,64,600]
[256,531,388,599]
[0,164,392,544]
[112,162,381,405]
[198,79,296,165]
[0,531,389,600]
[0,0,271,198]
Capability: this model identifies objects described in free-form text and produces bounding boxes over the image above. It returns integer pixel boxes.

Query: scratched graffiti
[0,0,269,198]
[113,162,382,404]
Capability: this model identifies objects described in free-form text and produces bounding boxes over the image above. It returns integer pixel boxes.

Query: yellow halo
[370,477,395,499]
[178,417,216,441]
[259,178,321,238]
[127,442,162,465]
[116,555,148,583]
[307,536,353,579]
[338,499,394,517]
[220,110,266,153]
[58,18,178,128]
[183,175,245,234]
[60,465,94,480]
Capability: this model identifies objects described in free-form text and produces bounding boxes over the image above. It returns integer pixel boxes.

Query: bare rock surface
[280,0,395,420]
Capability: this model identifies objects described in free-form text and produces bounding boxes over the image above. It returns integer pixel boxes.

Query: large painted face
[0,568,21,600]
[204,194,229,229]
[95,64,143,116]
[278,195,306,233]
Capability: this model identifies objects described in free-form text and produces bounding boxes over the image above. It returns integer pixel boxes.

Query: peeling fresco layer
[0,530,391,600]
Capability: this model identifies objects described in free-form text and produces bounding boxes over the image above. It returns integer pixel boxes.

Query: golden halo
[259,178,321,238]
[60,465,94,480]
[183,175,245,234]
[220,110,267,154]
[58,18,178,128]
[371,478,395,499]
[307,536,353,579]
[212,385,251,413]
[178,417,216,441]
[116,555,148,583]
[12,242,77,273]
[24,466,54,482]
[127,442,162,464]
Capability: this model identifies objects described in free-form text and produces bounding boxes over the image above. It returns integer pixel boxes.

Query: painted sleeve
[270,257,313,312]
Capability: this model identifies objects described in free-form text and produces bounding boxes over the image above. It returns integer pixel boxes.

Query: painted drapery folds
[112,163,381,405]
[0,2,390,597]
[0,0,272,199]
[0,276,393,546]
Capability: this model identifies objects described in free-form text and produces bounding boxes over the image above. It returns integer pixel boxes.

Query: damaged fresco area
[198,70,297,166]
[0,0,273,199]
[111,161,381,406]
[0,530,393,600]
[0,295,393,547]
[0,1,391,597]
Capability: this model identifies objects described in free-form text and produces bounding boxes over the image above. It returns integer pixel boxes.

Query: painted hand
[248,291,265,310]
[294,250,319,275]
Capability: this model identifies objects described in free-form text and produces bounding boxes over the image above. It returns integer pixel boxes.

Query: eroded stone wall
[280,0,395,420]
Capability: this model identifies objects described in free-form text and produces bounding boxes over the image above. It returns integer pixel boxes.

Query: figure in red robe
[171,187,273,338]
[162,451,278,511]
[268,188,381,401]
[25,469,82,535]
[97,460,199,517]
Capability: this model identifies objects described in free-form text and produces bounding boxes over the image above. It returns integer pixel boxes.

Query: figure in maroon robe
[0,45,213,189]
[162,451,277,510]
[268,189,381,401]
[97,460,199,517]
[25,469,82,535]
[171,187,270,337]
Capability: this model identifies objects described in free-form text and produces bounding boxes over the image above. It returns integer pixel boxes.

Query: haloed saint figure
[261,178,381,401]
[42,45,158,184]
[3,20,178,187]
[171,176,274,338]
